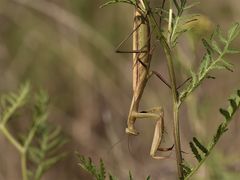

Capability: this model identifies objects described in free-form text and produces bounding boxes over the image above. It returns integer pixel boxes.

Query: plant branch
[0,124,28,180]
[185,90,240,179]
[0,124,24,153]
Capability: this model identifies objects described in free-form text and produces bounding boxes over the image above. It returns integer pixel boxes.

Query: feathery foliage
[0,83,67,180]
[0,83,30,125]
[77,153,151,180]
[184,89,240,179]
[180,23,240,103]
[77,154,112,180]
[169,1,200,47]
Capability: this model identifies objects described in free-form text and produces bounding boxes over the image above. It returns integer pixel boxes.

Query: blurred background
[0,0,239,179]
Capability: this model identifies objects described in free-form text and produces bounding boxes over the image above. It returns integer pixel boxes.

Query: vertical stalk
[145,0,183,177]
[21,151,28,180]
[0,124,28,180]
[163,45,183,179]
[165,1,183,178]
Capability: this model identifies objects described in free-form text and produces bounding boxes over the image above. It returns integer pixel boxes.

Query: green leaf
[211,40,222,54]
[146,176,151,180]
[193,137,208,155]
[199,53,211,78]
[41,153,67,172]
[0,82,30,124]
[78,154,117,180]
[190,142,202,162]
[211,25,228,44]
[190,71,198,88]
[219,108,230,120]
[227,23,240,42]
[186,90,240,179]
[99,159,106,180]
[229,99,238,112]
[214,123,223,143]
[129,171,133,180]
[28,147,42,164]
[219,59,234,72]
[181,162,192,177]
[202,38,214,54]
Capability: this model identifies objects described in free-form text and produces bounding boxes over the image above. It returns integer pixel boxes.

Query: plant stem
[0,124,29,180]
[140,0,183,178]
[146,15,183,180]
[163,44,183,179]
[147,11,184,179]
[165,1,183,178]
[21,151,28,180]
[0,124,24,152]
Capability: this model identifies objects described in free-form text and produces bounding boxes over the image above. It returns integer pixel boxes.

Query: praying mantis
[117,0,173,159]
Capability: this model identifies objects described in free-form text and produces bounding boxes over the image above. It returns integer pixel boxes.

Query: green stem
[21,151,28,180]
[165,1,183,178]
[145,6,183,179]
[0,124,29,180]
[163,44,183,179]
[141,0,184,178]
[0,124,24,152]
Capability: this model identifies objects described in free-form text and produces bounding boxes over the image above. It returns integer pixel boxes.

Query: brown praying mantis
[116,0,173,160]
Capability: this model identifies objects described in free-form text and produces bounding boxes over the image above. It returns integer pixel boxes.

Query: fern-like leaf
[219,108,230,120]
[193,137,208,155]
[98,159,106,180]
[189,142,202,162]
[181,162,192,177]
[0,82,30,125]
[77,154,117,180]
[28,111,68,180]
[185,89,240,179]
[180,24,240,102]
[169,0,199,46]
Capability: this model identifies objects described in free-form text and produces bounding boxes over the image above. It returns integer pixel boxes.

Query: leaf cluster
[77,154,151,180]
[0,83,67,180]
[77,154,114,180]
[27,125,68,180]
[0,83,30,125]
[180,23,240,102]
[183,89,240,179]
[168,1,200,46]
